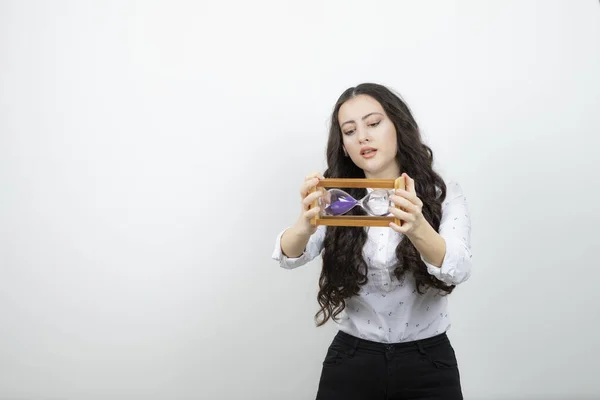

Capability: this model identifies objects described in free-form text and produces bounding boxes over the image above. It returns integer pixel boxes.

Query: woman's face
[338,94,400,179]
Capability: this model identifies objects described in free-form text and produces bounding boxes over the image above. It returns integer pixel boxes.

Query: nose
[356,128,370,144]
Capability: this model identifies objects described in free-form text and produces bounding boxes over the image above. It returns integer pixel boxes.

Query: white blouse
[271,180,472,343]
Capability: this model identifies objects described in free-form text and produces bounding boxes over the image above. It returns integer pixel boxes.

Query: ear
[343,146,348,157]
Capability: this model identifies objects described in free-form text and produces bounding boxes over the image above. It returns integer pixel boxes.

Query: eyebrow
[341,112,384,128]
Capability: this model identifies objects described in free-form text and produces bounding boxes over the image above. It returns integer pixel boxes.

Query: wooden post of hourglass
[309,176,406,227]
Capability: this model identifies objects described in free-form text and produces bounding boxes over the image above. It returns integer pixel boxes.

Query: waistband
[334,329,449,355]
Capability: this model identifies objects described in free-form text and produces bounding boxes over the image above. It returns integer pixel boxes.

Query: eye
[368,121,381,128]
[343,129,355,135]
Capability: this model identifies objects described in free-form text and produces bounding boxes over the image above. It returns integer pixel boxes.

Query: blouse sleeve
[422,181,473,285]
[271,225,326,269]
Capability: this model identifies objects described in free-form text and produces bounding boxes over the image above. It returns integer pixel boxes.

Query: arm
[406,220,447,267]
[411,181,472,285]
[271,224,326,269]
[389,175,472,285]
[280,225,313,258]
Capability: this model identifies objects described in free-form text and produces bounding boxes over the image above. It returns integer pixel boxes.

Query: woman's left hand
[388,173,426,235]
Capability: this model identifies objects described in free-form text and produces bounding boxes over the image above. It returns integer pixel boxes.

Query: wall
[1,1,599,399]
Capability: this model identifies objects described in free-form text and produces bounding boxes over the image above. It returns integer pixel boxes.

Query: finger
[304,174,323,191]
[300,177,320,198]
[390,195,418,213]
[304,206,321,219]
[388,206,415,222]
[305,171,325,181]
[403,173,416,195]
[302,190,323,209]
[394,189,420,206]
[389,221,409,234]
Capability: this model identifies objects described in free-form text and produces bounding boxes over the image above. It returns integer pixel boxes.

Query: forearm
[406,221,446,268]
[280,225,312,258]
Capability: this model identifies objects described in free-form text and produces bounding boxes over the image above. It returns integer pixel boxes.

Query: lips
[360,147,377,158]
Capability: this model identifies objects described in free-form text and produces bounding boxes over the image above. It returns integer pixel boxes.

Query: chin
[362,161,397,178]
[361,160,382,171]
[361,166,383,176]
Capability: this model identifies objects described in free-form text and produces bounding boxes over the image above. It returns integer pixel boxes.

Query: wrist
[291,221,313,238]
[405,216,432,242]
[406,218,446,268]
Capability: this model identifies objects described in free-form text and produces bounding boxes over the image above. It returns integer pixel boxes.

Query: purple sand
[326,197,358,215]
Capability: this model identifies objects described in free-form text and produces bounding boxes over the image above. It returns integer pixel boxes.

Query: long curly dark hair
[315,83,453,327]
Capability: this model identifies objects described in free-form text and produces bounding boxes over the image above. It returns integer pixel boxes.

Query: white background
[1,1,599,399]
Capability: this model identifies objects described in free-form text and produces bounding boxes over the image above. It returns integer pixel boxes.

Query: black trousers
[315,330,463,400]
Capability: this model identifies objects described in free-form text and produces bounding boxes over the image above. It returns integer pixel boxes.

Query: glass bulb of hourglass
[319,188,392,216]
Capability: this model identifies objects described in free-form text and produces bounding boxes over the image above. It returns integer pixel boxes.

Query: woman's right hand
[294,172,325,235]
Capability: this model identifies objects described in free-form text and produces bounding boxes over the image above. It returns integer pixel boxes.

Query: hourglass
[320,188,392,216]
[309,177,405,227]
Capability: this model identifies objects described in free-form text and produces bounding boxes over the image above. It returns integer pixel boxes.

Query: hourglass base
[315,215,397,227]
[308,177,406,227]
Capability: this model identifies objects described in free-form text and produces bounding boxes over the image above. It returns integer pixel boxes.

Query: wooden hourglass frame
[309,177,405,227]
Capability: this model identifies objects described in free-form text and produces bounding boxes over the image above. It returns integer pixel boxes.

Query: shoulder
[444,178,464,196]
[434,178,466,206]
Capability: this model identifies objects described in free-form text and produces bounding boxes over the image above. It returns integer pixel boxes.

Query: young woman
[272,83,472,399]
